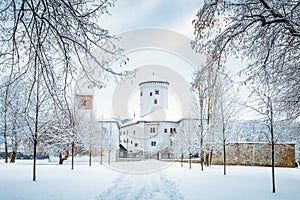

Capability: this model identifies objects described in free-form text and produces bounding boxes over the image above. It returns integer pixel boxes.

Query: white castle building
[119,79,185,159]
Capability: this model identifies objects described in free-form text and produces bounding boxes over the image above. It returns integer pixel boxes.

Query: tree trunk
[33,63,39,181]
[270,98,276,193]
[189,152,192,169]
[3,81,10,164]
[33,88,39,181]
[205,153,209,166]
[10,151,17,163]
[89,149,92,167]
[181,152,183,167]
[198,86,204,171]
[223,124,226,175]
[71,142,74,170]
[59,151,70,165]
[3,105,8,163]
[33,139,37,181]
[200,137,204,171]
[100,148,103,165]
[10,122,18,163]
[3,129,8,163]
[270,109,276,193]
[209,149,213,166]
[223,139,226,175]
[271,141,275,193]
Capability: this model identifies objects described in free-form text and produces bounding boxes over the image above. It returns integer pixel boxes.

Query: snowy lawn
[0,159,299,200]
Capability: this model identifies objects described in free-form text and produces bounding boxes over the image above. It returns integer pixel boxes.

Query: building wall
[212,143,295,167]
[120,122,145,153]
[120,120,179,157]
[143,121,178,154]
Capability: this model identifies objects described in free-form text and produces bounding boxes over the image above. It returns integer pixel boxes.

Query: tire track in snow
[95,174,184,200]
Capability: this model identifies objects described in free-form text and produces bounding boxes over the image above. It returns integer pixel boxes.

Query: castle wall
[212,142,295,167]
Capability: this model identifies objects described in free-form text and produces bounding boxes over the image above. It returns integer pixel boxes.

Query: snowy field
[0,159,299,200]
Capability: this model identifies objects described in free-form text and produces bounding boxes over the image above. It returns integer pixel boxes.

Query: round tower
[139,80,169,117]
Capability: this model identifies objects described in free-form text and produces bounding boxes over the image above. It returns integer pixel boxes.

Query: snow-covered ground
[0,159,299,200]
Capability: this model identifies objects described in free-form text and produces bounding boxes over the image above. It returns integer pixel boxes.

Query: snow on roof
[138,108,181,122]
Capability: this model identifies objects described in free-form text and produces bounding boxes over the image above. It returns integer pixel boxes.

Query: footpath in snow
[96,174,183,200]
[96,160,184,200]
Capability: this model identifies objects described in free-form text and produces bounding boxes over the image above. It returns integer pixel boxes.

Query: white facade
[120,122,145,153]
[139,81,169,117]
[120,120,179,154]
[143,121,178,154]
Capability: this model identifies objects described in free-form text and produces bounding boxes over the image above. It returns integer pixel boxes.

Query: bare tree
[193,64,220,168]
[0,75,27,163]
[173,118,198,169]
[22,65,57,181]
[76,110,105,166]
[0,76,12,163]
[192,68,208,171]
[0,0,128,181]
[215,74,237,175]
[242,62,284,193]
[41,106,84,166]
[192,0,300,120]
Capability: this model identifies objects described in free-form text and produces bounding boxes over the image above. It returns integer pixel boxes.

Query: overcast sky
[101,0,203,37]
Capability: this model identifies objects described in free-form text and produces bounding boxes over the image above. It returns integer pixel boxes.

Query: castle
[118,79,187,159]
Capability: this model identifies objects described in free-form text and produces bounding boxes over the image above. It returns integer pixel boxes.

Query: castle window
[135,143,138,147]
[140,92,143,96]
[155,90,159,95]
[133,130,135,135]
[151,141,157,146]
[150,92,152,96]
[154,99,157,104]
[164,128,167,133]
[81,99,87,107]
[170,128,176,133]
[150,127,156,133]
